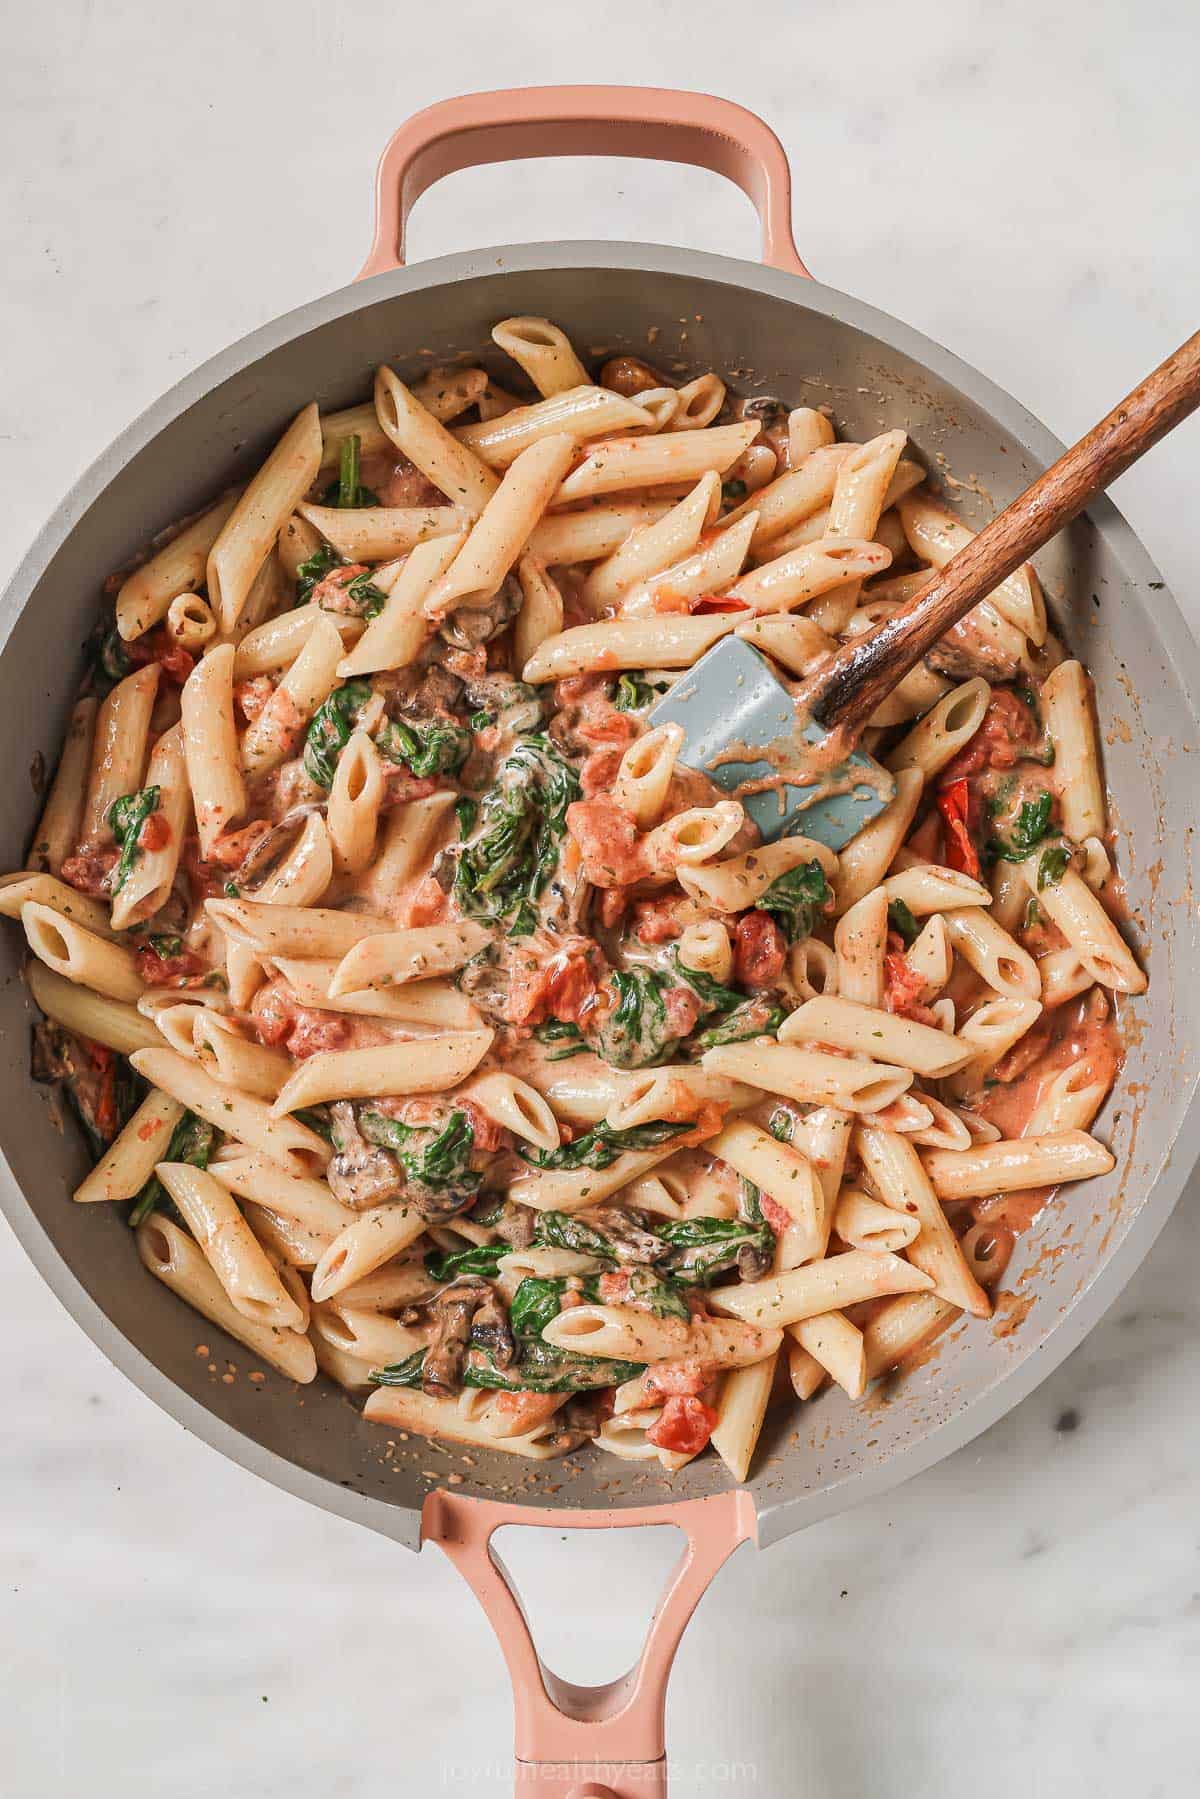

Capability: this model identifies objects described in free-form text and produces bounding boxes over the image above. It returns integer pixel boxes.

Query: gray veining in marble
[2,2,1199,1793]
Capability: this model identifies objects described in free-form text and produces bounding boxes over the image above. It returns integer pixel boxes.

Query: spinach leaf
[320,433,379,509]
[464,1340,643,1393]
[424,1241,507,1283]
[518,1118,691,1173]
[145,932,183,961]
[755,858,831,942]
[533,1018,588,1062]
[452,735,580,937]
[611,671,671,713]
[90,627,132,700]
[108,786,161,896]
[293,1105,334,1145]
[887,898,920,946]
[129,1110,216,1227]
[454,796,478,839]
[533,1210,617,1260]
[988,791,1053,863]
[1037,842,1071,890]
[368,1348,427,1389]
[334,570,389,619]
[693,996,784,1052]
[589,967,680,1070]
[303,680,372,788]
[653,1212,774,1286]
[358,1108,481,1207]
[375,714,472,778]
[767,1106,796,1144]
[294,541,344,607]
[508,1275,567,1339]
[673,956,742,1015]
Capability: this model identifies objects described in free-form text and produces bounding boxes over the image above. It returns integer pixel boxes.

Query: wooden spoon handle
[814,327,1200,737]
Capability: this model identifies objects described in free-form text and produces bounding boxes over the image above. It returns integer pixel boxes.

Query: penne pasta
[456,385,655,468]
[709,1248,933,1327]
[555,422,760,502]
[180,644,244,856]
[73,1088,184,1204]
[922,1131,1115,1200]
[329,922,491,994]
[778,995,972,1077]
[269,1031,494,1114]
[26,698,97,874]
[207,405,322,631]
[856,1123,990,1317]
[116,492,240,640]
[130,1046,328,1171]
[701,1041,913,1113]
[374,366,499,515]
[137,1212,317,1382]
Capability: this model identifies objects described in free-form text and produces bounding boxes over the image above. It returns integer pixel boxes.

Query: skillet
[2,87,1197,1797]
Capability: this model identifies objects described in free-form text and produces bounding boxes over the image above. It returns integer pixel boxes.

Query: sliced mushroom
[576,1205,669,1265]
[438,573,523,650]
[422,1278,514,1396]
[492,1201,537,1249]
[327,1100,406,1211]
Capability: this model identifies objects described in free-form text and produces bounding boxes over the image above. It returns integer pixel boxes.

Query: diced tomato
[566,796,650,888]
[663,985,703,1039]
[60,845,118,897]
[545,948,601,1025]
[577,708,638,750]
[883,930,936,1024]
[936,779,981,880]
[249,978,348,1058]
[597,1269,637,1304]
[234,675,275,722]
[758,1192,792,1234]
[732,911,786,987]
[379,767,440,809]
[206,820,272,871]
[128,627,192,685]
[693,594,750,614]
[597,889,628,929]
[135,943,205,986]
[940,690,1041,783]
[138,812,170,853]
[400,873,448,928]
[646,1395,718,1457]
[580,746,626,797]
[311,563,372,610]
[671,1100,727,1148]
[643,1359,710,1401]
[631,895,683,944]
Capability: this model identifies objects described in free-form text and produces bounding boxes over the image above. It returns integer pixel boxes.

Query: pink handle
[422,1488,756,1798]
[358,86,812,280]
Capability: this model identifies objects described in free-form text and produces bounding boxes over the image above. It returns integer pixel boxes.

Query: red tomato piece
[646,1395,718,1456]
[936,779,981,880]
[732,911,786,987]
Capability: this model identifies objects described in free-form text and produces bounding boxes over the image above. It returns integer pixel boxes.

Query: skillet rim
[1,239,1196,1551]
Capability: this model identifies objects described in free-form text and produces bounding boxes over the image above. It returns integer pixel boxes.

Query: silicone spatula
[649,327,1200,850]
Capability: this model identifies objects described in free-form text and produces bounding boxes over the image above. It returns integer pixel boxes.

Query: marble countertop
[3,4,1199,1793]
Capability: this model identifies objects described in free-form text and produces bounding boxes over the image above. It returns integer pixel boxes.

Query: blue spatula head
[647,634,895,852]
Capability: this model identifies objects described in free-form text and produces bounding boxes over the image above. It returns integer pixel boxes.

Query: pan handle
[422,1487,756,1797]
[357,86,811,280]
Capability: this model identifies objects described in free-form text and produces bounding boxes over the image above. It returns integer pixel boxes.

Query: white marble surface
[3,4,1200,1794]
